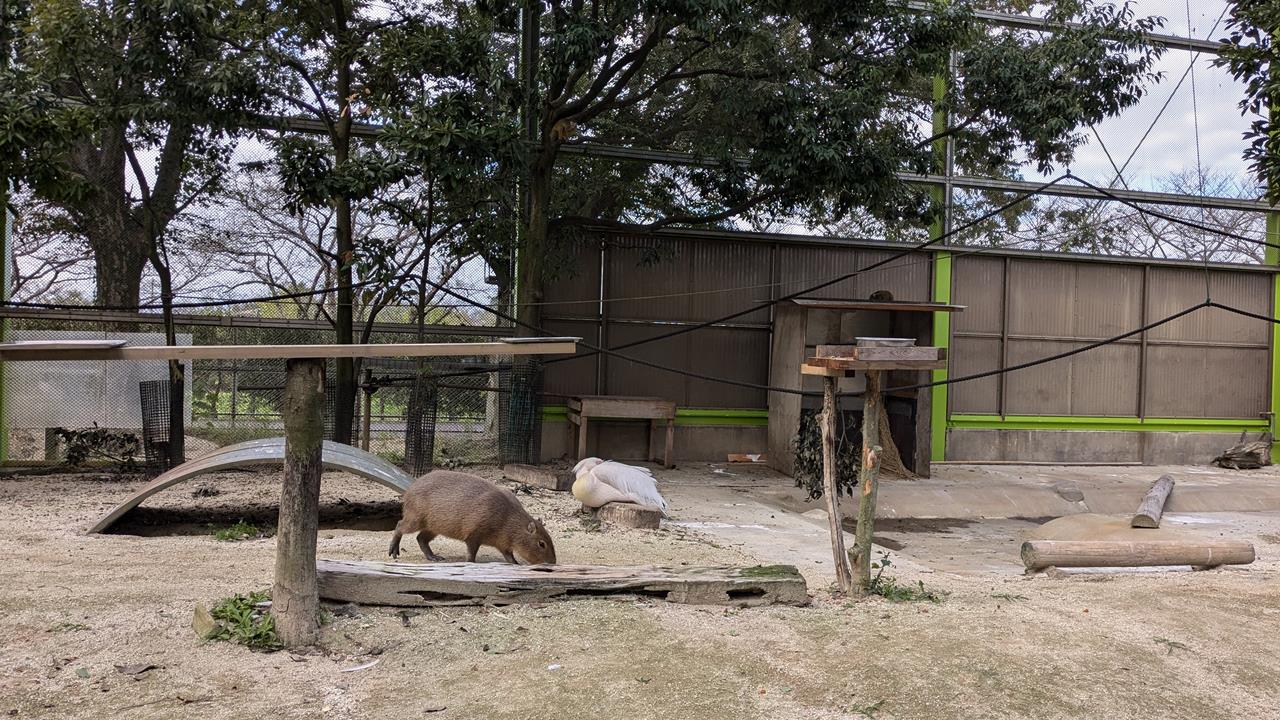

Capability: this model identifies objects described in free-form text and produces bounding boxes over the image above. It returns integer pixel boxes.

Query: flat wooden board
[0,340,577,362]
[2,339,128,350]
[567,395,676,420]
[789,298,966,313]
[802,357,947,374]
[815,345,946,362]
[317,560,809,607]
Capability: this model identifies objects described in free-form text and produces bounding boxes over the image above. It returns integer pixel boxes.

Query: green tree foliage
[0,0,266,308]
[1215,0,1280,201]
[505,0,1162,329]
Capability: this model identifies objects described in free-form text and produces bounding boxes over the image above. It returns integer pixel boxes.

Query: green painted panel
[949,414,1267,434]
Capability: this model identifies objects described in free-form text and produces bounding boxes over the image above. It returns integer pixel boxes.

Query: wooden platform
[316,560,809,607]
[567,395,676,468]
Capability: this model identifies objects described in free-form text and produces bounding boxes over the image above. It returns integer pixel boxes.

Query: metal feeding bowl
[855,337,916,348]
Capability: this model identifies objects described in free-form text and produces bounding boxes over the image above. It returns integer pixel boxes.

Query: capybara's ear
[527,520,537,534]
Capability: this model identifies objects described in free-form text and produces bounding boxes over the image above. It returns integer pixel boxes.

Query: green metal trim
[949,414,1268,433]
[1269,214,1280,462]
[541,406,768,427]
[930,251,952,462]
[0,195,9,463]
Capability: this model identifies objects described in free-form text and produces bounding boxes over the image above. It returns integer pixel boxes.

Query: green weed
[211,520,262,541]
[207,591,282,652]
[868,553,947,603]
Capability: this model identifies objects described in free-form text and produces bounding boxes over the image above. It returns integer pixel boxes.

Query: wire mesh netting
[499,358,544,466]
[138,379,175,470]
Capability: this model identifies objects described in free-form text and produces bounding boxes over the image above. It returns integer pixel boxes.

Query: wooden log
[1131,475,1175,528]
[1020,539,1255,571]
[316,560,809,607]
[273,358,325,648]
[852,370,884,596]
[821,376,853,593]
[503,463,573,492]
[598,502,662,529]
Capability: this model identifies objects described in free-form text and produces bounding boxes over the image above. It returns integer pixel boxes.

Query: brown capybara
[388,470,556,565]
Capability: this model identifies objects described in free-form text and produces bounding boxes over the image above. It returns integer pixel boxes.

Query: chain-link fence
[8,320,533,471]
[3,124,538,470]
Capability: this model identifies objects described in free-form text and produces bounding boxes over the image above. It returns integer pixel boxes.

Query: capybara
[388,470,556,564]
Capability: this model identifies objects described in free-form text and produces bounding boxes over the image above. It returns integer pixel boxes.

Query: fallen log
[1021,539,1255,572]
[317,559,808,607]
[1131,475,1175,529]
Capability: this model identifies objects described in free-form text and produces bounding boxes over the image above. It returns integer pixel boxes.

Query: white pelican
[571,457,668,513]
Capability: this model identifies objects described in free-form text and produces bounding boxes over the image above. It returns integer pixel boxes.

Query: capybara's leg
[388,518,412,559]
[501,549,517,564]
[465,538,481,562]
[416,533,444,561]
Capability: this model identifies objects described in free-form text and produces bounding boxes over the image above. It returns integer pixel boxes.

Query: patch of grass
[208,591,282,652]
[849,699,885,718]
[991,592,1029,602]
[47,621,90,633]
[211,520,262,541]
[868,553,947,604]
[1154,636,1190,655]
[579,514,601,533]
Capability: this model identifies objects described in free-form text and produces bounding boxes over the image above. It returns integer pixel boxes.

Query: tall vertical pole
[273,358,325,648]
[852,370,884,595]
[928,58,954,464]
[1269,59,1280,464]
[820,375,852,593]
[515,0,540,332]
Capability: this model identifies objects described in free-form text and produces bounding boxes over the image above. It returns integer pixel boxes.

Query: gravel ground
[1,466,1278,719]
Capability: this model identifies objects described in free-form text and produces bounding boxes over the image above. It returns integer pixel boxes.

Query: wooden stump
[598,502,662,529]
[317,560,809,607]
[820,376,853,593]
[272,358,325,648]
[503,463,573,492]
[851,370,884,595]
[1131,475,1174,528]
[1021,539,1255,571]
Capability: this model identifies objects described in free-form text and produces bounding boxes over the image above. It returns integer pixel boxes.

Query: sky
[1029,0,1257,195]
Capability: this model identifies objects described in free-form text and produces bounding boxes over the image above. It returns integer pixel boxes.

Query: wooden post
[273,358,325,648]
[360,369,373,452]
[852,370,884,595]
[1131,475,1175,528]
[820,375,853,593]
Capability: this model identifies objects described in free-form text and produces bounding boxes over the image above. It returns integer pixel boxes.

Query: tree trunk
[820,376,852,593]
[273,358,325,648]
[331,44,356,445]
[516,157,554,335]
[852,370,884,595]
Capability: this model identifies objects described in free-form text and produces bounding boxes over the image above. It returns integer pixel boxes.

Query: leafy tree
[1215,0,1280,202]
[235,0,518,442]
[0,0,265,309]
[506,0,1163,330]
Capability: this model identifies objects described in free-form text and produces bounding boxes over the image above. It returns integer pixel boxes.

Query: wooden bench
[567,395,676,468]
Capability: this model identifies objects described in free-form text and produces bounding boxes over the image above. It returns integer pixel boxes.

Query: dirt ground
[2,466,1280,719]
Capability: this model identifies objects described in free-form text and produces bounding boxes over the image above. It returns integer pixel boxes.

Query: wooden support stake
[1131,475,1175,528]
[273,358,325,648]
[1021,539,1255,571]
[821,375,853,593]
[852,370,884,595]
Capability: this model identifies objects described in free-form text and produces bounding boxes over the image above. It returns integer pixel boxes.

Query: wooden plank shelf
[0,339,579,362]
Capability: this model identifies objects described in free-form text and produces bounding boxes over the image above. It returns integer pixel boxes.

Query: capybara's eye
[539,541,547,548]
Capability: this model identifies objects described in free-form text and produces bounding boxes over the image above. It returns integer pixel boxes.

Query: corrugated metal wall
[544,230,1274,419]
[542,232,933,408]
[951,255,1272,419]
